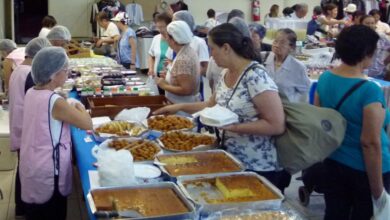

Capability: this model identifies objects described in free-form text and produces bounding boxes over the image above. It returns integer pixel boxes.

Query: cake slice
[216,176,256,199]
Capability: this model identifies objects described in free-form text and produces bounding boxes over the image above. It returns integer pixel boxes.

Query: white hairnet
[228,17,250,38]
[0,39,17,53]
[167,20,193,45]
[46,25,72,41]
[32,47,68,85]
[173,11,195,31]
[25,37,52,58]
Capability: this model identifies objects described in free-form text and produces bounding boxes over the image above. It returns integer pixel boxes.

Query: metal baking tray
[87,182,196,220]
[176,172,284,215]
[91,138,163,164]
[157,131,217,152]
[93,121,148,142]
[154,150,245,180]
[143,115,197,132]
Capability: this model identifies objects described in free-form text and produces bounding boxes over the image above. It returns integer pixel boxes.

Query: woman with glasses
[20,47,92,220]
[262,28,310,103]
[148,12,173,80]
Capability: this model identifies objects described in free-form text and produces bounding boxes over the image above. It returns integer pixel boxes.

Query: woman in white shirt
[148,12,173,78]
[317,3,346,38]
[262,28,310,103]
[38,15,57,38]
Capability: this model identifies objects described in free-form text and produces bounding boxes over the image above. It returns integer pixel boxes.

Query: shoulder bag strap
[335,80,367,111]
[219,63,259,147]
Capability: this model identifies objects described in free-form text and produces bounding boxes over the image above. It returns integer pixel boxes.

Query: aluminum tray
[155,150,245,180]
[176,172,284,215]
[87,182,196,220]
[91,138,163,164]
[93,121,148,143]
[143,115,196,132]
[157,131,217,152]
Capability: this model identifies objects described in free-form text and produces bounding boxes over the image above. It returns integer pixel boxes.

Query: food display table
[69,90,307,220]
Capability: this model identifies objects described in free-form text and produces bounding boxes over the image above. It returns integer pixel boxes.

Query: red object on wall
[252,0,260,21]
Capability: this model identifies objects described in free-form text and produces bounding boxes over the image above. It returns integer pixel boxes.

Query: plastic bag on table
[96,148,136,187]
[114,107,151,122]
[146,75,159,95]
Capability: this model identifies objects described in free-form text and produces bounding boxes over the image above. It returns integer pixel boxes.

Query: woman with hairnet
[249,23,272,53]
[8,37,51,217]
[155,20,200,105]
[46,25,72,48]
[0,39,25,93]
[19,47,92,220]
[173,11,209,76]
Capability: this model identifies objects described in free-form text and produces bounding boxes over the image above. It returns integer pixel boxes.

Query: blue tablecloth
[69,91,97,220]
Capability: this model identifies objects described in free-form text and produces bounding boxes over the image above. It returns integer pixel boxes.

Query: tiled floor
[0,162,89,220]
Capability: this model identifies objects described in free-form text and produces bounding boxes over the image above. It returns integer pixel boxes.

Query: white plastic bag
[146,76,159,95]
[373,190,390,220]
[114,107,150,122]
[96,148,137,187]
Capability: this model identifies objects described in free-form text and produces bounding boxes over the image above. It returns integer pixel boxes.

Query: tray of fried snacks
[144,115,195,132]
[155,150,244,178]
[87,182,196,219]
[93,121,147,142]
[157,131,216,152]
[94,138,162,162]
[205,208,302,220]
[176,172,284,214]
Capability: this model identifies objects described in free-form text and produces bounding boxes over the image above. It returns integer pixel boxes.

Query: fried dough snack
[160,131,215,151]
[148,115,193,131]
[95,121,145,136]
[108,139,160,161]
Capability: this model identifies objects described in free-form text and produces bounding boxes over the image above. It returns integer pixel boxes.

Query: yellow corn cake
[215,175,278,201]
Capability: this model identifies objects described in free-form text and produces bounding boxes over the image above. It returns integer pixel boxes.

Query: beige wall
[2,0,321,39]
[49,0,95,38]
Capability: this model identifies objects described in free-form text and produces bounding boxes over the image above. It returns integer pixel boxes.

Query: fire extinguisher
[252,0,260,21]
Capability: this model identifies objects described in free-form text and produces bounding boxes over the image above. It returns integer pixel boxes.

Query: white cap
[111,12,128,24]
[344,3,357,13]
[167,20,193,45]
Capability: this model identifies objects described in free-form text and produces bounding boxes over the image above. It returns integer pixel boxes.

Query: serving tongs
[95,199,143,219]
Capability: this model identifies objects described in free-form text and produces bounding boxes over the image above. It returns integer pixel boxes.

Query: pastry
[148,115,193,131]
[108,140,160,161]
[160,131,215,151]
[95,121,146,136]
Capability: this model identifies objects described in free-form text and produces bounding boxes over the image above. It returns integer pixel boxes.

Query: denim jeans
[323,159,390,220]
